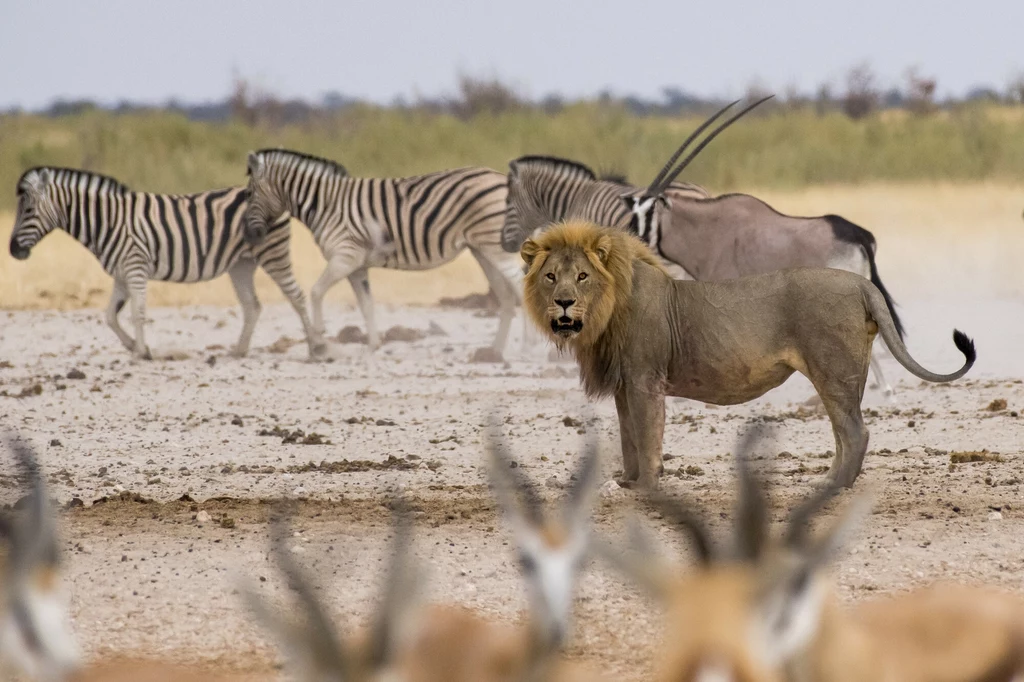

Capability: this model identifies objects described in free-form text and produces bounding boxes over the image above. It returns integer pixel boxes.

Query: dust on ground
[0,291,1022,680]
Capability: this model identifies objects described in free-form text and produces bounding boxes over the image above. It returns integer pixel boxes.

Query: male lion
[521,221,976,489]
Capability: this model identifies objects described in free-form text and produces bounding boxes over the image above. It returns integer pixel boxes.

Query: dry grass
[2,182,1022,310]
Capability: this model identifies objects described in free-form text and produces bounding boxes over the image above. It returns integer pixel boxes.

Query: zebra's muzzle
[10,243,30,260]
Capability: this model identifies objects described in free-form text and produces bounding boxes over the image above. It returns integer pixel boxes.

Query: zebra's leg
[250,232,328,360]
[125,275,153,360]
[468,249,518,357]
[347,268,381,350]
[310,247,366,341]
[227,259,262,358]
[104,278,136,351]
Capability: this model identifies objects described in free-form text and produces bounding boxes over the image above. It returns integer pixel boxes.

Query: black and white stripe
[500,155,708,255]
[243,149,524,354]
[9,166,322,359]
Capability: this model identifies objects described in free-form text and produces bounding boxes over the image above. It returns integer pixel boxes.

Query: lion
[521,220,976,489]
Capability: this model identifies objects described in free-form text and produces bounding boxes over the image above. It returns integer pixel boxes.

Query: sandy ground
[0,182,1022,678]
[0,292,1022,680]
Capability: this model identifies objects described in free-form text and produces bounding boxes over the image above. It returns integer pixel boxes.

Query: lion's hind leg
[803,338,872,487]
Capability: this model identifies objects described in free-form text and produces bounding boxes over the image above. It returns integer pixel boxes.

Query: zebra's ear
[25,169,50,195]
[247,152,265,178]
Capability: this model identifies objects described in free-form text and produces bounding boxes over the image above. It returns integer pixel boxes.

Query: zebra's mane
[598,171,630,186]
[253,148,349,177]
[18,166,132,194]
[511,155,598,181]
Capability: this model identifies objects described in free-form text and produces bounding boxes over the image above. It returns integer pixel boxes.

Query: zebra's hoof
[229,346,249,358]
[133,347,154,361]
[309,342,330,361]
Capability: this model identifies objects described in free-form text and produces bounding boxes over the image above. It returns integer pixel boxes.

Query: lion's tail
[861,280,976,383]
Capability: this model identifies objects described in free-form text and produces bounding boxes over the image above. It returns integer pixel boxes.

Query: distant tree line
[10,65,1024,127]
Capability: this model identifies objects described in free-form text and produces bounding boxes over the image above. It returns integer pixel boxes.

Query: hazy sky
[3,1,1022,109]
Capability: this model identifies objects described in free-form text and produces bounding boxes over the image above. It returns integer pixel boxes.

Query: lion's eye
[545,273,556,283]
[577,272,588,282]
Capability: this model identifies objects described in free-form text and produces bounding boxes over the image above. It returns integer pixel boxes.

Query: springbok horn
[367,495,417,668]
[782,480,843,550]
[656,95,775,192]
[733,424,774,561]
[644,493,715,564]
[268,507,348,668]
[646,100,740,194]
[485,411,546,525]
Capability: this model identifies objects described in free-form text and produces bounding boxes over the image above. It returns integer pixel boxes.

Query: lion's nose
[555,299,575,312]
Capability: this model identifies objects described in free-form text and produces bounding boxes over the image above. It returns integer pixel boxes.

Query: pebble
[598,480,622,498]
[196,510,211,524]
[988,510,1003,521]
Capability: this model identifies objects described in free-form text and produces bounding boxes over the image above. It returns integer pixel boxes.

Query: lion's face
[522,230,617,348]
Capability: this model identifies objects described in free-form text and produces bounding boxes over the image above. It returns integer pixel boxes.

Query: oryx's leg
[104,278,135,352]
[614,391,639,484]
[620,387,666,490]
[469,248,518,357]
[310,243,369,342]
[250,227,327,359]
[869,340,895,399]
[226,259,261,358]
[347,267,380,350]
[124,271,153,360]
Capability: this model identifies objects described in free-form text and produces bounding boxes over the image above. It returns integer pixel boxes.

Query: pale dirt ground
[0,184,1022,679]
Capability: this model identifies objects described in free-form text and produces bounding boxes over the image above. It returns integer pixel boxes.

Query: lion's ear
[594,235,613,264]
[521,238,543,267]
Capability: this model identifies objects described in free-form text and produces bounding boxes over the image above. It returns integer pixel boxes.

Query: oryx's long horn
[645,493,715,564]
[657,95,774,191]
[647,100,740,194]
[733,424,774,561]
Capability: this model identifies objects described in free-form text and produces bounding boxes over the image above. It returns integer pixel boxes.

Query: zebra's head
[243,152,285,246]
[11,169,62,261]
[0,435,82,682]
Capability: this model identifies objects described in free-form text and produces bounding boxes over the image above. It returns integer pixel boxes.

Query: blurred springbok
[598,424,1024,682]
[243,424,602,682]
[0,434,81,682]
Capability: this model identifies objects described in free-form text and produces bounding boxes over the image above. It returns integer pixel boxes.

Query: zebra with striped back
[500,155,708,278]
[242,149,524,355]
[9,167,324,360]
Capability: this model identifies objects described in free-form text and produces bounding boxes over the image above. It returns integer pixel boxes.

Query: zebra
[242,149,524,356]
[9,166,324,360]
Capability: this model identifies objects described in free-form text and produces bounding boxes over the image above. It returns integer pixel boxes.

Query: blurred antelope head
[598,424,870,682]
[0,434,81,682]
[485,414,601,655]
